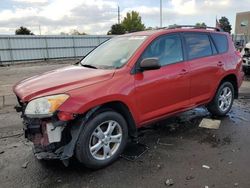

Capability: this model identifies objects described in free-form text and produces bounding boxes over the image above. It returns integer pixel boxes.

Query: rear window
[184,33,212,60]
[211,33,228,54]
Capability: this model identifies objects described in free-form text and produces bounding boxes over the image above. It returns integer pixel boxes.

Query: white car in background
[242,42,250,74]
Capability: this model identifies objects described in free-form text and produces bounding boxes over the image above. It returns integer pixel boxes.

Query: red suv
[13,26,244,169]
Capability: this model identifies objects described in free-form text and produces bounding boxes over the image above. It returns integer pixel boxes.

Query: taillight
[235,50,242,57]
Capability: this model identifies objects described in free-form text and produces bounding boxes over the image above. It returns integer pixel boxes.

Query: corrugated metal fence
[0,35,112,64]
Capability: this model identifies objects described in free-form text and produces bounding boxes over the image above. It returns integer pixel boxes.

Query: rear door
[134,33,190,123]
[211,33,232,69]
[183,32,225,105]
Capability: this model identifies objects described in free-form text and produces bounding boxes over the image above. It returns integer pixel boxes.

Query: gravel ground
[0,61,250,188]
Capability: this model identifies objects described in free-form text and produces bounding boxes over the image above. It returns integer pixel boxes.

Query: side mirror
[140,58,161,71]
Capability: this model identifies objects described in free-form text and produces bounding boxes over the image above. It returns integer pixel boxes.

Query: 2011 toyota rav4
[13,26,244,169]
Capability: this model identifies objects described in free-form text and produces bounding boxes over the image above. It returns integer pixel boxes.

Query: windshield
[80,36,147,69]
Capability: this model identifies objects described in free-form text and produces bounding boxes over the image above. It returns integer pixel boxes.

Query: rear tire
[76,110,128,169]
[207,82,234,116]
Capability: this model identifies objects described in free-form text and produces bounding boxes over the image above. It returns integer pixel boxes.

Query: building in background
[235,11,250,35]
[235,11,250,50]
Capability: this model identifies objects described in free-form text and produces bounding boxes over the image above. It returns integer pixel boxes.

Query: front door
[134,34,190,123]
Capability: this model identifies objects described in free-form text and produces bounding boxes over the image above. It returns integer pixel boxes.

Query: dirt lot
[0,61,250,188]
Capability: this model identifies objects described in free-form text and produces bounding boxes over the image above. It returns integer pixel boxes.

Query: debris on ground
[205,186,209,188]
[0,150,4,154]
[199,133,221,147]
[157,164,161,169]
[237,116,248,121]
[202,165,210,169]
[0,129,24,140]
[120,142,149,161]
[21,161,29,169]
[199,118,221,129]
[222,136,232,144]
[56,178,62,183]
[165,179,174,186]
[157,138,174,146]
[185,176,194,180]
[234,182,239,187]
[169,124,177,132]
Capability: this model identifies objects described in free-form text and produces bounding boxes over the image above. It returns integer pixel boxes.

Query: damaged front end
[24,117,69,159]
[15,95,98,166]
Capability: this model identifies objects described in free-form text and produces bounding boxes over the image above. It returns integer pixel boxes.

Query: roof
[123,25,225,37]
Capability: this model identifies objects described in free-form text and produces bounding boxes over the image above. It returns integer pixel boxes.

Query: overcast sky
[0,0,249,35]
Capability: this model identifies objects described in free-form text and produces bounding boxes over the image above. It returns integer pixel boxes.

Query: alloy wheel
[218,86,233,112]
[89,120,122,160]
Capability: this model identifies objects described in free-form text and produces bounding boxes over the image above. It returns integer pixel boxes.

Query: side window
[211,39,218,55]
[184,33,212,60]
[211,33,228,54]
[141,34,184,66]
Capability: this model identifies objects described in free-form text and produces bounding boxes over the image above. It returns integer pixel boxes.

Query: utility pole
[39,25,41,35]
[160,0,162,27]
[118,6,120,24]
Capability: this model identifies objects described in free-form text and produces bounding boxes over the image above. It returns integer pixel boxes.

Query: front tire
[207,82,234,116]
[76,110,128,169]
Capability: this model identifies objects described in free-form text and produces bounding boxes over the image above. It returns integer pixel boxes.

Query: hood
[13,65,115,102]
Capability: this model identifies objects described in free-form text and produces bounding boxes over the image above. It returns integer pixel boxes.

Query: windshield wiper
[81,64,98,69]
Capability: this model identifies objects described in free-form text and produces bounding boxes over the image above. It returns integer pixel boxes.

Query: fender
[59,94,140,125]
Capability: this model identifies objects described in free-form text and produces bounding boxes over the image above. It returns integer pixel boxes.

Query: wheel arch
[85,101,138,139]
[218,74,238,99]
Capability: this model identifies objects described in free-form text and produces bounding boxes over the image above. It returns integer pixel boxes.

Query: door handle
[217,61,224,67]
[179,69,188,75]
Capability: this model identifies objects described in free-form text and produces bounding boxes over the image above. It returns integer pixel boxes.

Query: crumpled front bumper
[14,98,82,165]
[14,97,99,166]
[23,116,69,160]
[22,114,74,159]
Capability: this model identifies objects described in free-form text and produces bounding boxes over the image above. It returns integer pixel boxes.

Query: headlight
[25,94,69,118]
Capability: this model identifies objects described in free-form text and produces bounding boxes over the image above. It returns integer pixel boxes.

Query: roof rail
[167,25,224,32]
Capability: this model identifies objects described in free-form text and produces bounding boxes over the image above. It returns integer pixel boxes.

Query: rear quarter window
[211,33,228,54]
